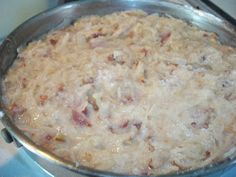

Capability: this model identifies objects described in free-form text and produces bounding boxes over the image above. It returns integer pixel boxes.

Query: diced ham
[57,83,65,92]
[160,31,171,46]
[45,134,53,141]
[72,110,92,127]
[82,77,94,85]
[133,122,142,130]
[82,107,88,116]
[11,103,26,119]
[148,143,155,152]
[148,159,154,170]
[49,39,58,46]
[108,120,130,134]
[121,95,134,104]
[128,31,134,38]
[171,160,184,170]
[120,120,129,128]
[108,126,115,134]
[91,32,106,39]
[107,54,114,61]
[203,150,211,160]
[140,48,148,57]
[39,95,48,105]
[88,96,99,111]
[21,78,27,88]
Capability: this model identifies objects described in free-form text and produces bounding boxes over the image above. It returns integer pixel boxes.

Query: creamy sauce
[3,10,236,175]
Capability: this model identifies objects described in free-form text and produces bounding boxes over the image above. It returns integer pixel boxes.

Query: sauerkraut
[3,10,236,175]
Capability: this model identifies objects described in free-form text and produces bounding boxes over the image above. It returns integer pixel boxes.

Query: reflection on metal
[186,0,236,26]
[1,128,13,144]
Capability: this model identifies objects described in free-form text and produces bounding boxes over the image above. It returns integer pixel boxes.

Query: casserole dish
[1,0,236,176]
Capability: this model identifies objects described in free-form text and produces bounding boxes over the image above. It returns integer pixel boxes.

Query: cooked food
[3,10,236,175]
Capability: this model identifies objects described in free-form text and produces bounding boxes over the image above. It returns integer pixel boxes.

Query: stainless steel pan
[1,0,236,176]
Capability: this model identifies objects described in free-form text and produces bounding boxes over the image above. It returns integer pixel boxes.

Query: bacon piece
[148,159,154,170]
[91,32,106,39]
[88,96,99,111]
[204,150,211,160]
[171,160,184,170]
[191,122,197,128]
[191,121,209,129]
[125,95,134,103]
[148,143,155,152]
[128,31,134,38]
[45,134,53,141]
[21,78,27,88]
[39,95,48,105]
[133,122,142,130]
[107,53,125,65]
[160,31,171,46]
[140,48,148,57]
[72,110,92,127]
[108,120,130,134]
[118,60,125,65]
[121,95,134,104]
[11,103,26,118]
[57,83,65,92]
[82,77,94,85]
[108,126,115,134]
[82,107,88,116]
[131,60,139,68]
[120,120,129,128]
[49,39,58,46]
[126,96,134,103]
[107,54,114,61]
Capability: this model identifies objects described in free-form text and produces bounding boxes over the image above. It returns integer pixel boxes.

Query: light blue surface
[0,149,52,177]
[0,148,236,177]
[221,166,236,177]
[0,0,60,41]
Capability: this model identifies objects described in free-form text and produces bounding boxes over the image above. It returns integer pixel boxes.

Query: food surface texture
[3,10,236,175]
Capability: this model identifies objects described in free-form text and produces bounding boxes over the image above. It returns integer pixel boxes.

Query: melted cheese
[3,10,236,175]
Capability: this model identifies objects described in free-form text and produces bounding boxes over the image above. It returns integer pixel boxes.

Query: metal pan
[0,0,236,176]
